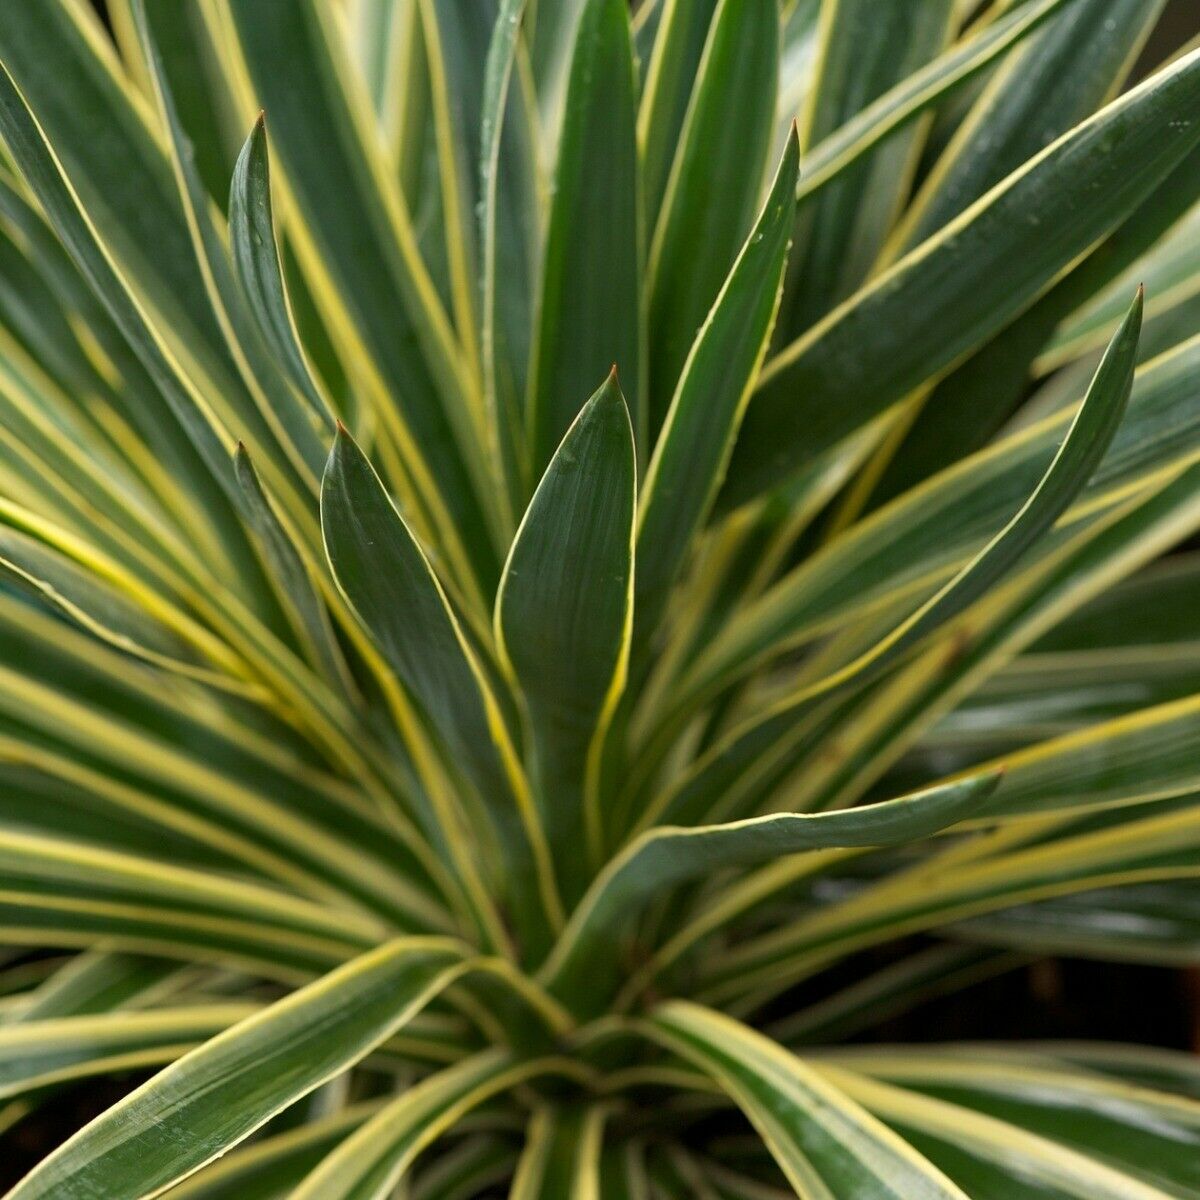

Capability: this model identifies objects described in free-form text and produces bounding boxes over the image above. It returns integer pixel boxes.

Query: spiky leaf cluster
[2,1,1200,1196]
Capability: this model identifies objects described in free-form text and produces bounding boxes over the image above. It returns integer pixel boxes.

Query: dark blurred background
[1138,0,1200,73]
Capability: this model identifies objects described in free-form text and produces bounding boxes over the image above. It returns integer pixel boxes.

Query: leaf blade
[528,0,643,475]
[725,46,1200,507]
[496,373,636,894]
[5,938,467,1200]
[642,1003,969,1199]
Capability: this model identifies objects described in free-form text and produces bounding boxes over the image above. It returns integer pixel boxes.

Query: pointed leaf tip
[593,369,628,413]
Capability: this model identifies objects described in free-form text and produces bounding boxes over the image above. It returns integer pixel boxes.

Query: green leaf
[889,0,1165,257]
[637,0,720,227]
[789,0,1077,207]
[228,116,338,426]
[0,1004,256,1099]
[886,1049,1200,1191]
[0,0,247,422]
[0,828,382,977]
[509,1107,609,1198]
[155,1102,382,1200]
[779,0,953,336]
[4,938,471,1200]
[321,427,562,953]
[479,0,541,517]
[233,445,355,698]
[0,56,244,527]
[646,0,778,431]
[0,590,449,937]
[698,784,1200,1010]
[0,516,233,686]
[496,373,636,896]
[825,1060,1196,1200]
[924,677,1200,831]
[774,463,1200,825]
[319,426,506,791]
[725,45,1200,507]
[686,318,1199,720]
[0,173,267,612]
[642,1002,969,1198]
[635,129,799,656]
[224,0,501,596]
[107,0,242,214]
[7,0,326,557]
[861,0,1166,509]
[130,0,296,462]
[542,773,998,1018]
[835,290,1141,669]
[888,133,1200,507]
[528,0,643,475]
[9,951,181,1023]
[289,1051,585,1199]
[651,292,1140,829]
[414,0,497,383]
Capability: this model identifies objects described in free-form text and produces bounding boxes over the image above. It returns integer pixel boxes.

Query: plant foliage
[1,0,1200,1195]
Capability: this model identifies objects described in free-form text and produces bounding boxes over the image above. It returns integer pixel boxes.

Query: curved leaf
[223,0,501,595]
[289,1051,586,1200]
[652,292,1140,829]
[228,116,337,425]
[5,938,469,1199]
[642,1003,969,1198]
[542,773,998,1018]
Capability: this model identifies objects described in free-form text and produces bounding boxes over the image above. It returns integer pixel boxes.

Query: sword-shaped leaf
[228,116,337,425]
[642,1003,969,1198]
[657,293,1140,828]
[528,0,643,474]
[725,47,1200,507]
[645,0,778,431]
[635,129,798,656]
[497,373,636,898]
[4,938,470,1200]
[321,427,561,951]
[224,0,501,595]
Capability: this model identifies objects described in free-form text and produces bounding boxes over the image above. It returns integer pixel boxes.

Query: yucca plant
[2,0,1200,1194]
